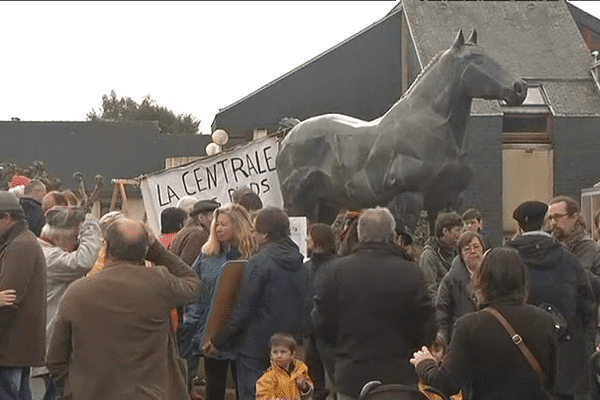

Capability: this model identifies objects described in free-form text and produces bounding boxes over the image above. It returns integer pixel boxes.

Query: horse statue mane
[276,29,527,229]
[398,50,444,103]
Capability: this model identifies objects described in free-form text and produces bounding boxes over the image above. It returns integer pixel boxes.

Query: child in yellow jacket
[256,333,313,400]
[419,333,462,400]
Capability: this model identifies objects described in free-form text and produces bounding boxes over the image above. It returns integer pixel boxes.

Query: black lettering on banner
[231,157,248,182]
[263,146,276,171]
[254,150,267,174]
[193,168,207,192]
[249,182,260,193]
[157,184,169,206]
[181,171,197,195]
[167,186,180,203]
[216,160,229,184]
[260,178,271,194]
[206,164,218,189]
[246,153,258,176]
[227,188,236,202]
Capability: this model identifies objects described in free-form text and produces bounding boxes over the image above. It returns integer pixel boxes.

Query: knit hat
[0,191,23,212]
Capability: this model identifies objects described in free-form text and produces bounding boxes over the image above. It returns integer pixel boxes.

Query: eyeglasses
[462,243,483,253]
[547,213,570,222]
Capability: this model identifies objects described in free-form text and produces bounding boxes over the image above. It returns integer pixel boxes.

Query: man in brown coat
[0,191,47,400]
[169,199,220,266]
[46,218,204,399]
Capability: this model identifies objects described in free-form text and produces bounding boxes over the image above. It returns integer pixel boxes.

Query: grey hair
[41,224,78,241]
[99,211,125,236]
[357,207,396,243]
[41,206,85,241]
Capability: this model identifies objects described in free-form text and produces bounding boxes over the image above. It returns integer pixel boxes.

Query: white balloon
[212,129,229,146]
[205,142,221,156]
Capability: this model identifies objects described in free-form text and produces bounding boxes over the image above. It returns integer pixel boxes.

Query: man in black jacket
[20,179,46,237]
[510,200,596,400]
[312,207,435,400]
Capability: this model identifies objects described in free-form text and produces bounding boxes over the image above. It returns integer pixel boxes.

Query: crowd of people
[0,175,599,400]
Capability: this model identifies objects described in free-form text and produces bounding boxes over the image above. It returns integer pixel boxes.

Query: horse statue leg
[387,192,424,235]
[284,169,342,225]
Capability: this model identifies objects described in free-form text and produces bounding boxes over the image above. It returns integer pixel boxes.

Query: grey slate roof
[404,0,591,79]
[402,0,600,116]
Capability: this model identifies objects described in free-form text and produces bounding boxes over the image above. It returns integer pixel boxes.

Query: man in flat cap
[169,199,220,267]
[0,191,47,399]
[510,200,596,400]
[168,198,219,391]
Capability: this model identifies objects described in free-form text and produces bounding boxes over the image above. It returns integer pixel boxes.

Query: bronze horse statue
[276,29,527,228]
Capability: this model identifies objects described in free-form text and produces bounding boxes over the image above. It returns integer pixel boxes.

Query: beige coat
[46,247,203,400]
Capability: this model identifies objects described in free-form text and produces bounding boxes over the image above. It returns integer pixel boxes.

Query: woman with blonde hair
[181,203,257,400]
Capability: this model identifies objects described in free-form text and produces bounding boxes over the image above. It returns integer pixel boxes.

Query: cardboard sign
[203,260,247,347]
[289,216,308,258]
[139,136,283,234]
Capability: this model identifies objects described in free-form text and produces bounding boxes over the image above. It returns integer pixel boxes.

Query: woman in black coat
[304,223,338,400]
[435,231,484,342]
[411,247,558,400]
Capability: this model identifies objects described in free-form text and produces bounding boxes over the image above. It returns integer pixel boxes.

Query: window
[501,84,551,144]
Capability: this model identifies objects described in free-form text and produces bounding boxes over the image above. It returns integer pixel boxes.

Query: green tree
[87,90,201,134]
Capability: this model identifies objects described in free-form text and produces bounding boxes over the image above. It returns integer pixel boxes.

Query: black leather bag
[539,303,569,340]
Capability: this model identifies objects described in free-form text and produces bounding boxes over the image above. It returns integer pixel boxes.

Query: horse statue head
[276,29,526,229]
[454,29,526,106]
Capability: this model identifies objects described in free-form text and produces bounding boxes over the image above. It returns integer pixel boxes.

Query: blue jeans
[42,374,57,400]
[0,367,32,400]
[235,354,268,400]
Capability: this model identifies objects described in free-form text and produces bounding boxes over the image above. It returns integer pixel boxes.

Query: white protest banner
[139,136,283,235]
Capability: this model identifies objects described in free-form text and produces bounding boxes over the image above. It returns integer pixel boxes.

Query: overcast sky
[0,1,597,134]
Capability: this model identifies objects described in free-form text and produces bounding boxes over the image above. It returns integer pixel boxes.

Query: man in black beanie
[510,200,596,400]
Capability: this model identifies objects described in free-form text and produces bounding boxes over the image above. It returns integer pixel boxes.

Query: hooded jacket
[256,359,313,400]
[436,256,477,342]
[212,238,307,360]
[565,229,600,276]
[419,236,457,302]
[20,197,45,237]
[510,231,596,397]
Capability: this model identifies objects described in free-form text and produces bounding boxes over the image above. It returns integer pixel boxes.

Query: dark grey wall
[553,116,600,201]
[461,115,504,247]
[0,121,212,194]
[212,12,403,140]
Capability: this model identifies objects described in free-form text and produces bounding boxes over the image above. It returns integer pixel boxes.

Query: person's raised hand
[410,346,435,367]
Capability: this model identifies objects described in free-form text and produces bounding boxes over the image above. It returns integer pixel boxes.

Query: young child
[419,333,462,400]
[256,332,313,400]
[0,289,16,307]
